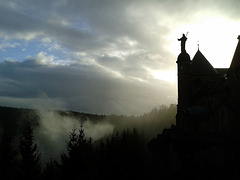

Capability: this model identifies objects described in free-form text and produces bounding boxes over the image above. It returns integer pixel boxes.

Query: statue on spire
[178,34,187,53]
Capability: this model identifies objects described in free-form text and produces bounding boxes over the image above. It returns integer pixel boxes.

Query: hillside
[0,105,177,141]
[0,105,177,178]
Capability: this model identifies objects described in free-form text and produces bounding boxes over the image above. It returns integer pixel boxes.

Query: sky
[1,0,240,115]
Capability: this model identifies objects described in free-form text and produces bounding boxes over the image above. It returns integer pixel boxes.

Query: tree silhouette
[94,128,149,179]
[60,123,94,179]
[19,122,41,180]
[41,158,61,180]
[0,131,17,180]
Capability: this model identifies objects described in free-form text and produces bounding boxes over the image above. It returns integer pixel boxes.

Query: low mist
[35,110,114,163]
[0,104,177,164]
[32,104,176,163]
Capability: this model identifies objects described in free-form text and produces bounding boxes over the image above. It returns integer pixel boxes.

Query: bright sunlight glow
[150,69,177,83]
[169,17,240,68]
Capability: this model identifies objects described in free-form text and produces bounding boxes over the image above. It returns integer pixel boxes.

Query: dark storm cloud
[0,4,102,51]
[0,58,175,115]
[0,0,172,53]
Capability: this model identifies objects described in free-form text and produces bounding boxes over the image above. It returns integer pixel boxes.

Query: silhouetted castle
[176,34,240,136]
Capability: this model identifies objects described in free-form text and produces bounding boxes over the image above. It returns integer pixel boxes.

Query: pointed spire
[229,35,240,69]
[191,50,217,74]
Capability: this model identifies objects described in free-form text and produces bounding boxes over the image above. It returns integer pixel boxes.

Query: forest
[1,104,240,179]
[0,105,179,180]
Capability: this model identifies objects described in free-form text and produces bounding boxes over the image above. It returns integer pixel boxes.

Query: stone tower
[176,34,191,131]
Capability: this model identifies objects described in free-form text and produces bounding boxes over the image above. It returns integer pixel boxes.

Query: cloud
[0,42,20,51]
[0,55,176,115]
[1,0,239,115]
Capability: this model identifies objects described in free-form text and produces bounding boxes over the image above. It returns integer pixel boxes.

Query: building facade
[176,34,240,136]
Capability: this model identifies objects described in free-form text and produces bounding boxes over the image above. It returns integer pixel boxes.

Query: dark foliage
[0,131,18,180]
[19,122,42,180]
[60,123,94,179]
[93,128,150,180]
[0,106,39,138]
[5,105,240,179]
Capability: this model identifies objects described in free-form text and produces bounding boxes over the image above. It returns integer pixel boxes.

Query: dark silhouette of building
[176,34,240,136]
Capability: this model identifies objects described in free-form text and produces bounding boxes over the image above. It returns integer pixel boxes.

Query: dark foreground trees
[60,124,94,179]
[0,122,42,180]
[59,125,149,180]
[1,120,184,180]
[0,131,17,180]
[19,122,42,180]
[93,128,150,180]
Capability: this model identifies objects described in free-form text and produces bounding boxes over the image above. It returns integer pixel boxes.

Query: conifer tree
[61,123,93,179]
[0,132,17,180]
[19,122,41,180]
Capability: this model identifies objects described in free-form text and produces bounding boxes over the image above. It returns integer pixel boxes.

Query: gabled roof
[191,50,218,75]
[229,36,240,70]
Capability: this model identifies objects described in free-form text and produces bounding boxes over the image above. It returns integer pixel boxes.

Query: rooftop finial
[178,34,187,53]
[197,40,199,50]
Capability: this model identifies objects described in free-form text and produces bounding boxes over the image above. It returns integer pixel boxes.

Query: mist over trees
[1,104,239,179]
[0,105,177,179]
[60,124,94,179]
